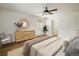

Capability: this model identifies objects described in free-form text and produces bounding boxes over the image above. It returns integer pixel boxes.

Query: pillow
[62,30,79,52]
[65,38,79,56]
[62,33,79,52]
[71,30,79,40]
[71,31,79,38]
[62,36,71,52]
[0,32,5,39]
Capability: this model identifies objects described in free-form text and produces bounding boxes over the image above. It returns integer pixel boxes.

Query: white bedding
[55,48,65,56]
[30,37,62,56]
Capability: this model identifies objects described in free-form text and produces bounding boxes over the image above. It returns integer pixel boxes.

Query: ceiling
[0,3,79,16]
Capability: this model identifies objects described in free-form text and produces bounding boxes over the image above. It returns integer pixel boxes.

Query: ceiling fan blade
[48,9,58,12]
[48,12,53,14]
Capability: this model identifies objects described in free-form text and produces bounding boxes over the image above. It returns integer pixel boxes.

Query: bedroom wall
[45,11,77,39]
[45,10,78,39]
[58,11,78,39]
[46,11,79,39]
[46,13,59,36]
[0,8,78,41]
[0,8,46,42]
[76,12,79,30]
[36,10,78,39]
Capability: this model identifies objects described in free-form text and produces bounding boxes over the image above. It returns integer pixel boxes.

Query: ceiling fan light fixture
[42,6,58,16]
[42,12,48,15]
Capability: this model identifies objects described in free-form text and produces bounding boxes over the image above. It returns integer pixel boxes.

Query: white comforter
[30,37,62,56]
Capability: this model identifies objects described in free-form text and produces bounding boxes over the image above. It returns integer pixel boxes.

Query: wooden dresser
[16,30,35,42]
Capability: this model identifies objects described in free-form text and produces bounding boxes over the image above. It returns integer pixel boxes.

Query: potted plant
[43,25,48,35]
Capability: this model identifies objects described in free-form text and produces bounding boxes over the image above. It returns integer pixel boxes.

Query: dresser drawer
[16,30,35,42]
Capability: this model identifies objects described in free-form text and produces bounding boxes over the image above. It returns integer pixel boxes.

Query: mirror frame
[17,18,29,29]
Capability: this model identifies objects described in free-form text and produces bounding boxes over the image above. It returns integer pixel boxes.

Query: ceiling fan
[42,6,58,15]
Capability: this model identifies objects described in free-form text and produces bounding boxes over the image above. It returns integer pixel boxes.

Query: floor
[0,41,25,56]
[0,35,55,56]
[0,35,44,56]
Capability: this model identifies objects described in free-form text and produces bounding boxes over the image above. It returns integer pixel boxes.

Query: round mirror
[15,18,29,30]
[22,21,28,27]
[21,18,29,29]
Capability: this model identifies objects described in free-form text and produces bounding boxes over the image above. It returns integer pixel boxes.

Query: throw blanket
[65,38,79,56]
[23,35,52,56]
[30,37,62,56]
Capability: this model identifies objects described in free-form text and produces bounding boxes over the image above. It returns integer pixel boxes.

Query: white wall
[46,11,78,39]
[76,12,79,30]
[46,17,52,36]
[46,13,59,36]
[0,8,78,41]
[0,9,46,42]
[58,11,78,39]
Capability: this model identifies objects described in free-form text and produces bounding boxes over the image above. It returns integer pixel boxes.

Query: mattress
[30,37,62,56]
[55,48,65,56]
[23,35,50,56]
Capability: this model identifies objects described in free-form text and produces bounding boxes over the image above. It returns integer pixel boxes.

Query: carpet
[8,47,23,56]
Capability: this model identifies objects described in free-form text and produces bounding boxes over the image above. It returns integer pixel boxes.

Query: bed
[30,37,62,56]
[23,35,64,56]
[23,35,51,56]
[23,32,79,56]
